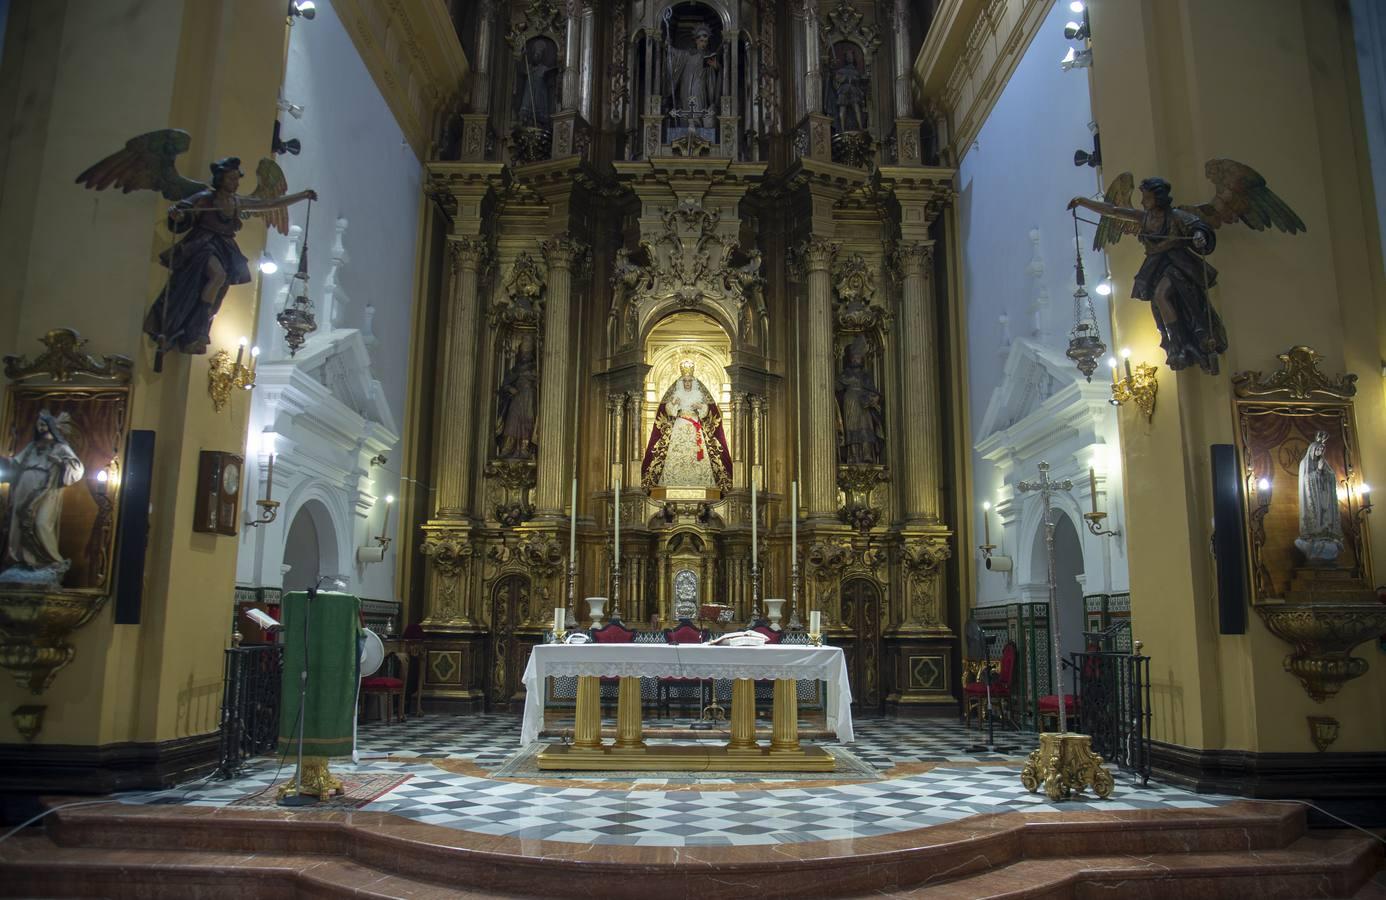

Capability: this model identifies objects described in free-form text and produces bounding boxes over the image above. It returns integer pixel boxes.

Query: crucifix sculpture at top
[1016,461,1074,734]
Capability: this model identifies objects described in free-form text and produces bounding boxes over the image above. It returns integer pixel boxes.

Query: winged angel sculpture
[75,130,316,370]
[1069,160,1304,375]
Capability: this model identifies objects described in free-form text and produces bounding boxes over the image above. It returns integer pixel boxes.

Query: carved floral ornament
[488,531,564,579]
[421,530,474,579]
[3,329,133,385]
[491,252,547,330]
[1231,345,1357,401]
[832,253,892,333]
[902,536,952,581]
[820,0,882,64]
[613,200,763,329]
[447,235,493,275]
[806,539,853,580]
[505,0,567,51]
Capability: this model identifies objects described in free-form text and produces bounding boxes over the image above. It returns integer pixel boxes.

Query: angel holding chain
[1068,159,1304,375]
[76,130,317,369]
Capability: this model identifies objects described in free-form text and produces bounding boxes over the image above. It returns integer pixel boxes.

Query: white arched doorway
[281,498,342,591]
[1028,509,1086,687]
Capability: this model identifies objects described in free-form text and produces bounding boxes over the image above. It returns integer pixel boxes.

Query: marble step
[12,799,1376,899]
[879,835,1383,898]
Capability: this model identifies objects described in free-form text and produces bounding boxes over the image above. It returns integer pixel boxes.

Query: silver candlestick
[1016,460,1073,734]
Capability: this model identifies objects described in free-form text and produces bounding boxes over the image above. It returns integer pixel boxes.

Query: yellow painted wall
[0,0,289,746]
[1089,0,1386,753]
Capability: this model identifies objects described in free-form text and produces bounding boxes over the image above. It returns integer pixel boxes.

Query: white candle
[614,477,621,567]
[381,494,393,538]
[810,610,821,635]
[266,453,274,501]
[791,480,797,562]
[554,607,564,635]
[569,476,578,560]
[750,470,758,570]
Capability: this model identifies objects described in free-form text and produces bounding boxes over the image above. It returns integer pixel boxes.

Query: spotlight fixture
[258,252,278,275]
[1061,47,1093,71]
[1069,0,1085,11]
[272,120,301,156]
[1095,280,1112,296]
[1073,131,1102,168]
[1064,19,1090,41]
[287,0,316,22]
[277,95,305,119]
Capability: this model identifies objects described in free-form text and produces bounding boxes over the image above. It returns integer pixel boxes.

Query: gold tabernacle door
[647,486,721,501]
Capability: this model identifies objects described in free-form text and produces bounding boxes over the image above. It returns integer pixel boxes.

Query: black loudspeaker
[114,430,156,625]
[1210,443,1248,634]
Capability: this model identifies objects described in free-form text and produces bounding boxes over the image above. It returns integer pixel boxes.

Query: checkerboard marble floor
[124,714,1231,847]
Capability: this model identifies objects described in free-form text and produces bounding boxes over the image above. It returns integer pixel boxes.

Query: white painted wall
[960,0,1128,608]
[236,0,421,606]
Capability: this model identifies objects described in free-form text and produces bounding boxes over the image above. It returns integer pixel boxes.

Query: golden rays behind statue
[1069,159,1305,376]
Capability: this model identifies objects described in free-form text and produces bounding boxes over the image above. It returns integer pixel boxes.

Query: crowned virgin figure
[641,360,733,492]
[1295,430,1344,564]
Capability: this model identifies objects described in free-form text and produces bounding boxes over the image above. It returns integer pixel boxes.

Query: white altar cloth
[520,643,855,746]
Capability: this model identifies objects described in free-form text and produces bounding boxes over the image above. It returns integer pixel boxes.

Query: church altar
[521,644,853,772]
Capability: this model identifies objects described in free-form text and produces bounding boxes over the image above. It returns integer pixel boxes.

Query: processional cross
[1016,461,1073,734]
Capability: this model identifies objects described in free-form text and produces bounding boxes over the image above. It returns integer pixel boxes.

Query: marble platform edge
[8,827,1382,900]
[31,797,1323,899]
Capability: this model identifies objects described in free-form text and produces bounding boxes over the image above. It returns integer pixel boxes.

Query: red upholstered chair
[360,650,408,724]
[749,621,783,644]
[1041,643,1100,731]
[961,640,1017,728]
[659,621,709,717]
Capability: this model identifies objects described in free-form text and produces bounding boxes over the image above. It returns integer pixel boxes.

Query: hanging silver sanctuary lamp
[1065,210,1107,381]
[275,200,317,357]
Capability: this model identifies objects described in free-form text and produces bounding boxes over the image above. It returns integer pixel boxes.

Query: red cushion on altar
[1038,693,1077,712]
[963,681,1009,696]
[361,676,404,690]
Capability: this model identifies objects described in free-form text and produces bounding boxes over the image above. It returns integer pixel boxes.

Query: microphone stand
[279,576,332,807]
[967,635,1016,754]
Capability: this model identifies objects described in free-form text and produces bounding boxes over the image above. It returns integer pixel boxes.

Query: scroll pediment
[977,339,1075,440]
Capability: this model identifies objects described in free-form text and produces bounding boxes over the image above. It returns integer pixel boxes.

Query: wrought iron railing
[1069,647,1152,784]
[216,644,283,779]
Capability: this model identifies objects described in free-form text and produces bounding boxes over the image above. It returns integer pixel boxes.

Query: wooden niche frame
[0,329,133,694]
[1230,345,1371,605]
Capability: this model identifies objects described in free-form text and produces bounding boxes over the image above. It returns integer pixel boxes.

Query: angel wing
[1179,158,1306,234]
[1092,171,1139,251]
[74,129,204,201]
[246,158,290,235]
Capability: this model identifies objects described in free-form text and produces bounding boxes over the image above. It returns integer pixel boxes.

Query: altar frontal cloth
[277,591,361,758]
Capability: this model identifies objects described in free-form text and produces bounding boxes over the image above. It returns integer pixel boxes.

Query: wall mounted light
[246,431,279,528]
[1083,465,1121,538]
[258,252,278,275]
[287,0,316,23]
[208,337,259,412]
[1061,47,1093,70]
[978,501,996,557]
[1109,348,1158,421]
[1356,482,1373,519]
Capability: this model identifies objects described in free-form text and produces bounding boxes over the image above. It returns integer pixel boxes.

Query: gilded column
[897,241,942,522]
[536,235,588,515]
[798,238,839,518]
[435,237,488,516]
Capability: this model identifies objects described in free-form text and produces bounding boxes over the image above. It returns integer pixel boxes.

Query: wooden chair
[360,650,409,724]
[961,640,1016,728]
[658,620,709,718]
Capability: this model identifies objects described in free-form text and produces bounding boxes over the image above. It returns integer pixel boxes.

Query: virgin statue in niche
[641,360,732,492]
[0,411,86,588]
[1295,430,1344,564]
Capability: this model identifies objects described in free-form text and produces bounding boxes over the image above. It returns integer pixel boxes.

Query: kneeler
[276,591,361,800]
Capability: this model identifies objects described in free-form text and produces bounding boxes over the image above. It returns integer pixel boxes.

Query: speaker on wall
[1210,443,1248,634]
[113,430,156,625]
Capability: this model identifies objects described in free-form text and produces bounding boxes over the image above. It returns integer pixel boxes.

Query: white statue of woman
[640,360,733,492]
[0,411,85,586]
[1295,430,1343,564]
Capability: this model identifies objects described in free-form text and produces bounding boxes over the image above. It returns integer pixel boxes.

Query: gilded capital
[448,236,489,273]
[541,234,590,270]
[893,241,933,277]
[795,237,839,273]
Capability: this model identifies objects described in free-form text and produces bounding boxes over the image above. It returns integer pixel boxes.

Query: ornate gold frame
[0,329,132,696]
[1230,346,1370,605]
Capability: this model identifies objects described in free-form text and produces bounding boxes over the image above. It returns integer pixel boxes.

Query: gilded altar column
[799,238,839,518]
[434,237,488,517]
[536,235,587,515]
[897,241,942,522]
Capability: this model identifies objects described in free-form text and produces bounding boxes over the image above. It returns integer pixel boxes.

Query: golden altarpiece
[415,0,957,714]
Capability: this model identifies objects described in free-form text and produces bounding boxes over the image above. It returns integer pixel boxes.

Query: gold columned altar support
[524,645,851,772]
[1020,732,1114,802]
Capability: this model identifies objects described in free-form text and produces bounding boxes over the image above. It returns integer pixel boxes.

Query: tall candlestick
[790,480,797,558]
[750,470,758,570]
[614,477,621,566]
[569,476,578,559]
[1088,466,1099,514]
[381,495,393,538]
[266,453,275,501]
[982,502,991,545]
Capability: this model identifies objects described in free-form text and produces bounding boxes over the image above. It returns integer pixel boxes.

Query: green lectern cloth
[277,591,361,758]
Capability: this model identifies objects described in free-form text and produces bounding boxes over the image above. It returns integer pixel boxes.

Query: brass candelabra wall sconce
[1107,348,1157,421]
[1083,465,1121,538]
[246,432,279,528]
[208,337,259,412]
[978,502,1013,572]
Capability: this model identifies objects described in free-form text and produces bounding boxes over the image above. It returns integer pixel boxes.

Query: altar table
[521,643,853,771]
